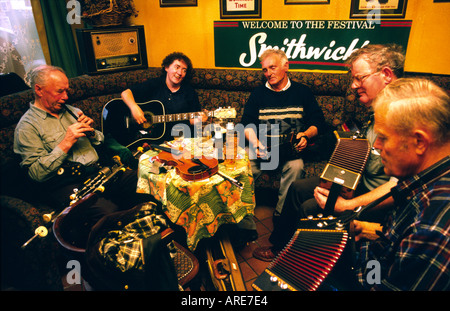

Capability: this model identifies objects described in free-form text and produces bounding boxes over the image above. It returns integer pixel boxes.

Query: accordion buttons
[278,282,288,290]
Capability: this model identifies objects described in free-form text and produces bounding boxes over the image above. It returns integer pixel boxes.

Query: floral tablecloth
[136,140,255,250]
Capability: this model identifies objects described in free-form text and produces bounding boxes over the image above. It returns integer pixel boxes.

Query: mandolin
[101,99,236,147]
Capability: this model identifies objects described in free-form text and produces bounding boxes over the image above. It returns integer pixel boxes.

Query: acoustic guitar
[101,99,236,147]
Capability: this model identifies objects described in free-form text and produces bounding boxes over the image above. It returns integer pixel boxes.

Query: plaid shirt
[356,156,450,290]
[98,204,162,273]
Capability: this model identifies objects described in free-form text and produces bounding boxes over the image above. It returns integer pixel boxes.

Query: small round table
[136,139,255,250]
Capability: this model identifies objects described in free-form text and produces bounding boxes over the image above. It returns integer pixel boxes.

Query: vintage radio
[76,26,148,75]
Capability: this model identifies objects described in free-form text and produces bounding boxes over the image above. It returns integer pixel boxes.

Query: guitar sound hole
[142,111,154,129]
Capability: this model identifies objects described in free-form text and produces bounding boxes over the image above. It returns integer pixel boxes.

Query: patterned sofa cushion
[2,68,449,190]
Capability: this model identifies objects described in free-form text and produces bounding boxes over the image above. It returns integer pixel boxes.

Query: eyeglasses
[351,71,380,86]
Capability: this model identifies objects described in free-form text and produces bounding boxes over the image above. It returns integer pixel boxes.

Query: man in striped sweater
[240,48,326,239]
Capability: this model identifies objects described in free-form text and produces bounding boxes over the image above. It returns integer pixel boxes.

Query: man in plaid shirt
[356,78,450,290]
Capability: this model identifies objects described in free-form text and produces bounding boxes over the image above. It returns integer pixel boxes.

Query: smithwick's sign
[214,20,412,71]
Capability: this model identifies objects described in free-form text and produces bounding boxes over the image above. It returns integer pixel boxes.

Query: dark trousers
[269,176,321,251]
[268,175,383,251]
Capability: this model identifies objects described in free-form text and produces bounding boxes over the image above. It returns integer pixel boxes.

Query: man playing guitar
[121,52,207,143]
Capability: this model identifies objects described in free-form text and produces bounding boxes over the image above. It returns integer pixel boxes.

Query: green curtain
[39,0,82,78]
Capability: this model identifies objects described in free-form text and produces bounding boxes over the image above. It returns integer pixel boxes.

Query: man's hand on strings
[130,105,146,125]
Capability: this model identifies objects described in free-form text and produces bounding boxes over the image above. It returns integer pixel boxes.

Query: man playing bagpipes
[14,65,152,249]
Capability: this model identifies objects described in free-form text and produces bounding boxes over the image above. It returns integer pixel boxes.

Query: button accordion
[253,131,371,291]
[319,131,370,215]
[252,216,350,291]
[320,131,370,198]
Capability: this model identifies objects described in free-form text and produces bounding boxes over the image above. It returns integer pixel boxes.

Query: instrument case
[200,229,246,291]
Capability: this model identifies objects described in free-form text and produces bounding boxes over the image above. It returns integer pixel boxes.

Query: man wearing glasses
[253,44,406,263]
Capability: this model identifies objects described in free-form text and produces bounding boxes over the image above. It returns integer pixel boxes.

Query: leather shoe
[253,246,278,262]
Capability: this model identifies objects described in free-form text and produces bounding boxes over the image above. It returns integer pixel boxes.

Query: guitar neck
[151,111,214,124]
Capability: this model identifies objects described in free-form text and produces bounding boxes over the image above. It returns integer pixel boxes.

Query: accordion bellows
[252,227,348,291]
